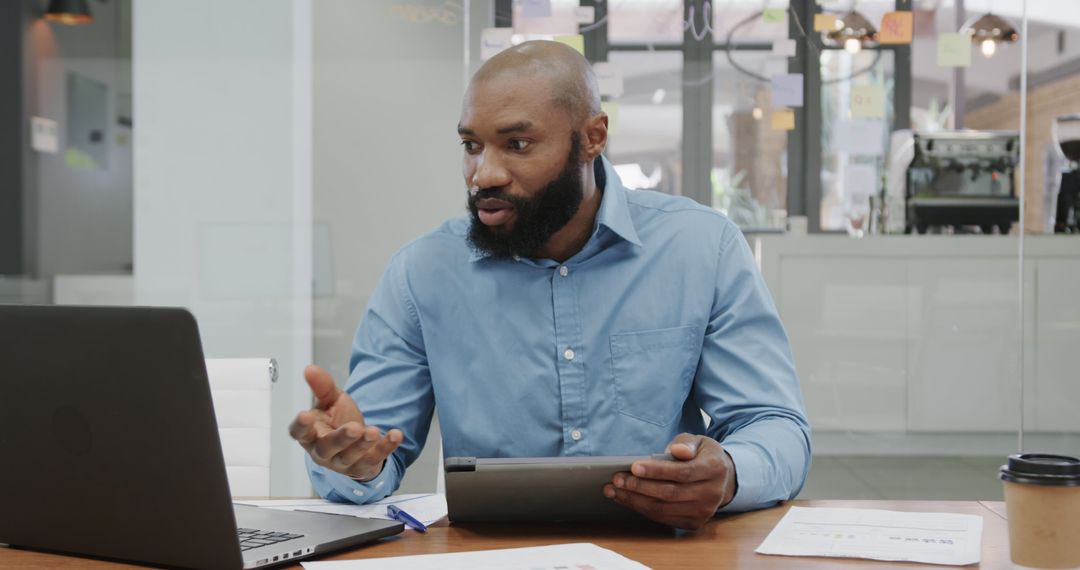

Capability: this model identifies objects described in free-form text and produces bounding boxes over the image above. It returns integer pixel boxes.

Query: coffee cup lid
[1000,453,1080,487]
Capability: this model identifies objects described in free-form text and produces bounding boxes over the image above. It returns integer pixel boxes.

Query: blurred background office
[2,0,1077,500]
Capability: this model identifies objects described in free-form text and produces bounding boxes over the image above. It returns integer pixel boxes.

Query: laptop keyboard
[237,527,305,551]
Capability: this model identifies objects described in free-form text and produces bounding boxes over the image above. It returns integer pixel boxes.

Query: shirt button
[563,348,575,361]
[352,489,365,497]
[559,266,569,277]
[570,429,582,441]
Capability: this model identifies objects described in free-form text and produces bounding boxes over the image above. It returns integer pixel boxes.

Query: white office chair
[205,358,276,498]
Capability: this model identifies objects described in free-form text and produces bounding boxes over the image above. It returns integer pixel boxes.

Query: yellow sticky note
[601,101,619,135]
[554,34,585,55]
[879,11,913,44]
[851,84,886,119]
[771,109,795,131]
[937,32,971,67]
[813,13,838,32]
[763,8,785,23]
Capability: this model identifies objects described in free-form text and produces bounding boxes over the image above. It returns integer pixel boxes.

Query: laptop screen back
[0,305,243,569]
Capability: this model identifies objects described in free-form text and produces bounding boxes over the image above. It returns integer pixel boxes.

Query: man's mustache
[470,187,525,209]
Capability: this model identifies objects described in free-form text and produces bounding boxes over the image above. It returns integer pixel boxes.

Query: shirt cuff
[306,454,399,505]
[716,440,771,513]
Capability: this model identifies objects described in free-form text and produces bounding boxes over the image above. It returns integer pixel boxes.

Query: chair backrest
[204,358,276,497]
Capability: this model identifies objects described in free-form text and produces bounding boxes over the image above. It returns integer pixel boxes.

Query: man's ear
[581,111,609,162]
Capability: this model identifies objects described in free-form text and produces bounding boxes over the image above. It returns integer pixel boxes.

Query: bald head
[469,40,601,125]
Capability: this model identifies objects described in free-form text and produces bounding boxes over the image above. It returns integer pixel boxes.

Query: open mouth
[476,198,516,227]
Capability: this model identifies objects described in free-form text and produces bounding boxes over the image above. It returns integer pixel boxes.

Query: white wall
[133,0,313,496]
[312,0,489,493]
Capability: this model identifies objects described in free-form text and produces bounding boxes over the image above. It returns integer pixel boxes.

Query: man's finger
[304,365,341,410]
[334,429,404,478]
[288,411,320,447]
[629,455,709,484]
[603,485,710,529]
[311,421,364,461]
[665,433,702,461]
[612,472,714,503]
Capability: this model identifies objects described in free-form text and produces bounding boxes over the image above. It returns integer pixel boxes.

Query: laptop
[444,455,668,523]
[0,305,403,569]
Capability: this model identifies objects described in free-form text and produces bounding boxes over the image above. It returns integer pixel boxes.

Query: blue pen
[387,504,427,533]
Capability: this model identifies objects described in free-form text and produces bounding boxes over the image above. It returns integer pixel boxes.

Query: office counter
[755,235,1080,454]
[0,500,1010,568]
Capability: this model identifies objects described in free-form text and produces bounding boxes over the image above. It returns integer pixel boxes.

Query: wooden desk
[0,500,1009,569]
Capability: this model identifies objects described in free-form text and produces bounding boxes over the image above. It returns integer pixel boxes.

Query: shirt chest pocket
[609,325,703,427]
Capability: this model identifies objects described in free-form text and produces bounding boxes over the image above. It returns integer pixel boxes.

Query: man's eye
[461,140,479,153]
[509,139,530,151]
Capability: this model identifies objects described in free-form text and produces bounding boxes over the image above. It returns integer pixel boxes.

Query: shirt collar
[468,155,643,262]
[593,155,643,248]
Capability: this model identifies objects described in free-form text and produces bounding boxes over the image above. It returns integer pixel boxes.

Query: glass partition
[9,0,1072,508]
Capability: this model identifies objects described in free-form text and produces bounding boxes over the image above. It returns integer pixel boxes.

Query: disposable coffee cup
[1000,454,1080,569]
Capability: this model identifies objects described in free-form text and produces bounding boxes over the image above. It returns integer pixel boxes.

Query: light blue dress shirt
[307,157,811,513]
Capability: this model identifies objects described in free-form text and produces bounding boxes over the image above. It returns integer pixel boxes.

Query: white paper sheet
[843,164,880,201]
[835,119,886,156]
[480,28,513,61]
[594,62,625,97]
[771,38,797,57]
[756,507,983,566]
[575,5,595,24]
[520,0,552,19]
[234,498,332,508]
[770,73,804,108]
[237,494,449,526]
[300,543,652,570]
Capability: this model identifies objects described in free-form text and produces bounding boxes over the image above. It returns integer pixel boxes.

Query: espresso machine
[1051,114,1080,233]
[885,130,1020,234]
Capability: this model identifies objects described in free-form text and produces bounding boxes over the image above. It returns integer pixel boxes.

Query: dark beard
[466,133,585,260]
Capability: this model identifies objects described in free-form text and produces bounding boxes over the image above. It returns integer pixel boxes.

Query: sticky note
[772,38,797,57]
[593,62,624,97]
[31,116,59,154]
[480,28,513,61]
[851,84,885,119]
[937,32,971,67]
[575,5,595,24]
[521,0,551,19]
[771,109,795,131]
[879,11,913,44]
[771,73,804,108]
[814,13,838,32]
[763,8,785,23]
[554,34,585,55]
[835,119,886,156]
[601,101,619,135]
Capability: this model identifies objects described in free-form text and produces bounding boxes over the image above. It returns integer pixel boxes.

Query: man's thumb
[667,434,700,460]
[304,365,341,410]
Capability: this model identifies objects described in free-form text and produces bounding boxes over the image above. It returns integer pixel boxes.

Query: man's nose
[470,150,511,192]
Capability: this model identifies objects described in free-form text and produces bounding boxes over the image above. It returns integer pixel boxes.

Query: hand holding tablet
[605,434,738,530]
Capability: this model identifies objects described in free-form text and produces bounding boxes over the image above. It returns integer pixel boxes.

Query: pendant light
[826,9,879,54]
[963,13,1018,59]
[44,0,93,25]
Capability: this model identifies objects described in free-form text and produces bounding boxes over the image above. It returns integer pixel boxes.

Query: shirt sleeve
[306,249,435,504]
[694,227,812,513]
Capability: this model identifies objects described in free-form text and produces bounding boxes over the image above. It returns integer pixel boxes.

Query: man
[289,41,810,530]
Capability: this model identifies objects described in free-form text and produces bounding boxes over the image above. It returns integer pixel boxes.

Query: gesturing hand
[603,433,737,530]
[288,365,403,481]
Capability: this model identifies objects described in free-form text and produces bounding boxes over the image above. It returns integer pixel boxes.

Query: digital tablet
[444,454,672,523]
